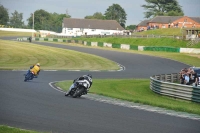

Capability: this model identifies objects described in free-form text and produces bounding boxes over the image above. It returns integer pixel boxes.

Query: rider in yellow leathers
[30,63,40,76]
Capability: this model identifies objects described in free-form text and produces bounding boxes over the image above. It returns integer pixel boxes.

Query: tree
[85,12,105,20]
[27,9,70,32]
[104,4,127,28]
[27,9,51,30]
[9,10,24,28]
[126,25,136,30]
[0,4,9,25]
[49,12,70,32]
[141,0,184,18]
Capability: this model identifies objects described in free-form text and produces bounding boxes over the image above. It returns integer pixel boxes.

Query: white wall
[62,27,123,36]
[0,28,36,32]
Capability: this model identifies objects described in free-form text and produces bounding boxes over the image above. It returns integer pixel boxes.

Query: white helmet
[36,63,40,66]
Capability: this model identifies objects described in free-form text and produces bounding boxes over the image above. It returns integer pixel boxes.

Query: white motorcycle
[65,79,91,98]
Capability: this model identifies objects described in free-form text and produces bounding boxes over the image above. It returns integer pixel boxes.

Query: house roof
[190,17,200,24]
[149,16,183,23]
[63,18,124,30]
[137,20,150,26]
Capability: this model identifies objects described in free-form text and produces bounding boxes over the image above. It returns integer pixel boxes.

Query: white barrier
[0,28,36,32]
[121,44,130,50]
[91,42,98,47]
[180,48,200,54]
[104,43,112,48]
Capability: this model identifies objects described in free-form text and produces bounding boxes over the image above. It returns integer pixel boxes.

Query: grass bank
[0,39,119,70]
[0,125,43,133]
[134,28,183,36]
[74,37,200,48]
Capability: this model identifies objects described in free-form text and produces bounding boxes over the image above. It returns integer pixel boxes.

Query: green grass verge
[0,39,119,70]
[75,37,200,48]
[0,125,44,133]
[134,28,184,36]
[56,79,200,115]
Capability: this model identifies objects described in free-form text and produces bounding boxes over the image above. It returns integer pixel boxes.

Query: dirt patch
[189,54,200,58]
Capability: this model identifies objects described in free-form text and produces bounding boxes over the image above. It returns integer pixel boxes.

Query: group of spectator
[180,67,199,87]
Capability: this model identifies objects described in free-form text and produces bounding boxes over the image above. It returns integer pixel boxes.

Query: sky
[0,0,200,26]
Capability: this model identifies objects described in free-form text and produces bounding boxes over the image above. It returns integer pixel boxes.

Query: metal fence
[81,34,183,39]
[150,74,200,103]
[45,34,183,39]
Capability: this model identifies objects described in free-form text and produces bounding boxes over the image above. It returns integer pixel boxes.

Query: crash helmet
[87,74,92,78]
[36,63,40,67]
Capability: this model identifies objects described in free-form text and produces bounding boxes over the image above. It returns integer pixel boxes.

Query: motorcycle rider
[65,74,93,96]
[26,63,41,79]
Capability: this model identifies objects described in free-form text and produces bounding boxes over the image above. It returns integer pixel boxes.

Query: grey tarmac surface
[1,38,200,133]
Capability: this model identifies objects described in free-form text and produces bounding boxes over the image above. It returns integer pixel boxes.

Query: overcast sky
[0,0,200,26]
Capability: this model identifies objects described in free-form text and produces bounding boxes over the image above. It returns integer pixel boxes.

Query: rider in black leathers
[65,74,92,96]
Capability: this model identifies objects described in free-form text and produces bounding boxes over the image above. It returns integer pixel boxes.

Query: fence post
[171,74,174,82]
[165,74,167,82]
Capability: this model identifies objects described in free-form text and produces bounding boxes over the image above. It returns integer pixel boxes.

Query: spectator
[184,72,190,85]
[171,23,174,28]
[189,70,198,86]
[180,68,187,84]
[176,23,179,28]
[168,23,171,28]
[193,23,196,28]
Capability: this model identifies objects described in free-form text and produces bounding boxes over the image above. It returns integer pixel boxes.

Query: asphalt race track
[1,37,200,133]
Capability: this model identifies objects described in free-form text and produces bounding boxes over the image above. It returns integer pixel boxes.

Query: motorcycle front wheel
[72,87,85,98]
[24,72,33,82]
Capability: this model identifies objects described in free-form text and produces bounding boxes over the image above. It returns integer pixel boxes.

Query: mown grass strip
[56,79,200,115]
[0,125,44,133]
[0,39,119,70]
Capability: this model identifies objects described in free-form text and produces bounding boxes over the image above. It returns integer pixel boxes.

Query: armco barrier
[153,73,180,82]
[150,74,200,103]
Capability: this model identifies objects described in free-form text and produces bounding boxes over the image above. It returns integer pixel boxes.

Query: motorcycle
[65,81,89,98]
[29,37,32,43]
[24,71,36,82]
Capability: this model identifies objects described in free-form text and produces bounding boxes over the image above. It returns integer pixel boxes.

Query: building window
[184,19,187,22]
[67,28,73,30]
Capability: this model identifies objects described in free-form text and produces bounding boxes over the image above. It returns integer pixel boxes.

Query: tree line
[0,0,184,32]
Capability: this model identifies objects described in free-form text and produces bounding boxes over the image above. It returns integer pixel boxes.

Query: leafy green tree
[0,4,9,25]
[27,9,70,32]
[85,12,105,19]
[126,25,136,30]
[166,10,184,16]
[27,9,51,30]
[142,0,184,18]
[104,4,127,28]
[48,13,70,32]
[9,10,24,28]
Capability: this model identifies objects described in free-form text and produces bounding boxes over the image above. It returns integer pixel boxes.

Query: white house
[61,18,125,36]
